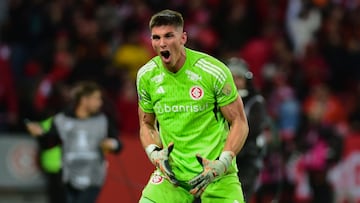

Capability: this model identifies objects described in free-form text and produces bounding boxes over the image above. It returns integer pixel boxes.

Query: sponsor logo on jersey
[151,174,164,184]
[185,70,202,81]
[189,86,204,100]
[154,103,209,114]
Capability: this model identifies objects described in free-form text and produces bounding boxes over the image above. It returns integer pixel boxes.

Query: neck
[166,47,186,73]
[75,106,89,119]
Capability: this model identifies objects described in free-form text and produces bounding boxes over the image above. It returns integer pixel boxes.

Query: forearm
[221,97,249,156]
[223,118,249,155]
[26,121,45,137]
[140,123,162,149]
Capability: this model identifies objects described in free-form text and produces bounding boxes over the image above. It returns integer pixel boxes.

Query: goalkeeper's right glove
[189,151,234,197]
[146,143,178,185]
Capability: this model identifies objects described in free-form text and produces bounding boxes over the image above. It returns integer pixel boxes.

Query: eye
[165,33,174,38]
[152,35,160,40]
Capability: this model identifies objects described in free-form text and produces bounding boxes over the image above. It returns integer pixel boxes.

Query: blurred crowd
[0,0,360,202]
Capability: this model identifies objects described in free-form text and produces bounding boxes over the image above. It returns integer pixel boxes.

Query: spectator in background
[0,44,18,131]
[328,90,360,203]
[267,71,300,146]
[286,0,322,59]
[227,57,269,202]
[26,81,122,203]
[303,83,345,127]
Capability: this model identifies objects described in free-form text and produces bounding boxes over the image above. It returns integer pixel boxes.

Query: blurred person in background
[26,81,122,203]
[286,0,322,59]
[303,83,345,128]
[227,57,269,202]
[328,89,360,202]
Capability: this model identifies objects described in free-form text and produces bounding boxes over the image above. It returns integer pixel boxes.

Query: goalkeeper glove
[146,143,178,185]
[188,151,234,197]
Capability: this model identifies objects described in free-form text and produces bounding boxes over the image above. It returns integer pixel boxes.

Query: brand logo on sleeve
[189,86,204,100]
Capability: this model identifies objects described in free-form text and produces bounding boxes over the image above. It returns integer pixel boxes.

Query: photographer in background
[227,57,269,202]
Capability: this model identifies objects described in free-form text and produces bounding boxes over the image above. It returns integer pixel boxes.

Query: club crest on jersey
[151,174,164,184]
[190,86,204,100]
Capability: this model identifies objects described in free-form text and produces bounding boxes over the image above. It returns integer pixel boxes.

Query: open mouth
[160,50,170,59]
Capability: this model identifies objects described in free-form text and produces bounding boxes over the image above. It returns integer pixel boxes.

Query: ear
[181,31,187,45]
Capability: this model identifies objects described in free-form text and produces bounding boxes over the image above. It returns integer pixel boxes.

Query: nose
[159,38,166,48]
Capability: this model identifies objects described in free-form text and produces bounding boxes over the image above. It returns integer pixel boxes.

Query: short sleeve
[213,61,239,107]
[136,61,156,113]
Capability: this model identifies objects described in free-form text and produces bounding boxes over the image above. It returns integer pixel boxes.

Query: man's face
[233,75,246,90]
[151,25,187,68]
[83,90,103,114]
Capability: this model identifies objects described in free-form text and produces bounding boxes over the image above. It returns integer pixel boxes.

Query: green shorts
[139,171,245,203]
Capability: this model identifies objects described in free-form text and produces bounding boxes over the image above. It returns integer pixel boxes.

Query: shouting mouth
[160,50,171,63]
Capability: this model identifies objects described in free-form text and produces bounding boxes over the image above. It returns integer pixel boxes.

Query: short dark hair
[71,81,101,105]
[149,9,184,30]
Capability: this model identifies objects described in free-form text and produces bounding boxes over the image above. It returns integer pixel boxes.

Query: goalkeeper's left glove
[188,151,234,197]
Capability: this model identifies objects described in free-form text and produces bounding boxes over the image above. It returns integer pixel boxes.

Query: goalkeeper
[137,9,249,203]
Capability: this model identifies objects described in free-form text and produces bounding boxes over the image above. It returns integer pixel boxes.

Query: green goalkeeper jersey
[137,48,239,181]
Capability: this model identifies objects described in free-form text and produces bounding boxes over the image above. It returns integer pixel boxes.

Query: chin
[90,109,100,115]
[160,59,171,65]
[164,60,172,64]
